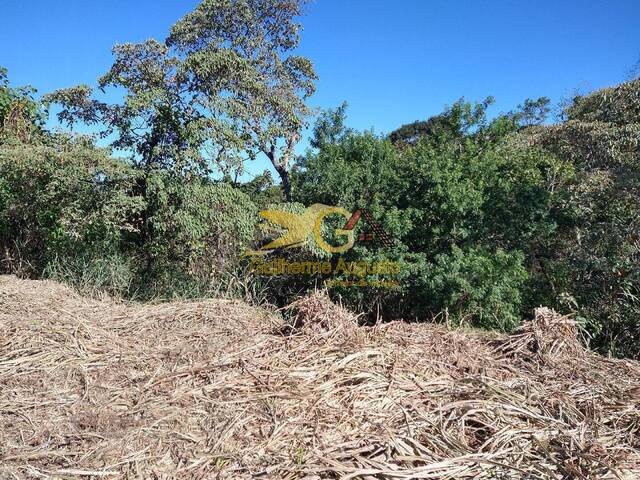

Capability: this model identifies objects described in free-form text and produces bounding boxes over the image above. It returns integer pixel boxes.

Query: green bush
[426,246,527,330]
[292,100,564,330]
[0,138,259,300]
[0,138,144,278]
[139,173,258,298]
[519,79,640,358]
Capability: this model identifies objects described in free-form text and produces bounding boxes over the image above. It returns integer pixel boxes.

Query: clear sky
[2,0,639,177]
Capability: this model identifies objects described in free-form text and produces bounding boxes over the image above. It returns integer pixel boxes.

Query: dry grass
[1,276,639,479]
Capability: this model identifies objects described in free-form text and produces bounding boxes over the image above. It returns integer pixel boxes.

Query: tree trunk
[266,143,293,202]
[274,164,292,202]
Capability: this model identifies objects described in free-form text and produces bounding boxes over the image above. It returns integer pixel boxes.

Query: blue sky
[2,0,639,178]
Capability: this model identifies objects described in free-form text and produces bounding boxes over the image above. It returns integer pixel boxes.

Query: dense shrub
[139,173,258,297]
[288,84,640,359]
[0,138,258,299]
[426,246,528,330]
[292,100,567,330]
[521,79,640,358]
[0,138,143,288]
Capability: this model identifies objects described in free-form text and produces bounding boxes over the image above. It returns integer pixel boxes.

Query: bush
[426,246,527,330]
[0,137,259,300]
[0,138,144,278]
[520,79,640,358]
[139,173,258,298]
[292,100,564,330]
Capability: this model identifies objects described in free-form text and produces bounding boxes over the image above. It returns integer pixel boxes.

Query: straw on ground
[1,276,639,479]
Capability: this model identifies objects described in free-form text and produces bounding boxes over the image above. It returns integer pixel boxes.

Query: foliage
[292,84,640,358]
[309,102,350,150]
[0,67,45,143]
[565,79,640,125]
[139,173,258,297]
[43,252,135,298]
[0,135,257,299]
[293,99,567,329]
[2,8,640,360]
[509,97,551,127]
[520,79,640,358]
[0,137,144,293]
[45,0,317,199]
[426,246,528,330]
[168,0,317,199]
[237,170,284,209]
[388,97,495,147]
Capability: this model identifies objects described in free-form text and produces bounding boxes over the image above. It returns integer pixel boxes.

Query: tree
[0,67,44,143]
[45,0,317,199]
[167,0,316,200]
[45,41,210,174]
[309,102,350,149]
[510,97,551,127]
[388,97,495,146]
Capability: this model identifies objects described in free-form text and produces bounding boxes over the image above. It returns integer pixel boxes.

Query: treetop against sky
[2,0,639,176]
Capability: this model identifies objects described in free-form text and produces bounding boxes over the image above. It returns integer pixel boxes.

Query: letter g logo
[313,207,355,254]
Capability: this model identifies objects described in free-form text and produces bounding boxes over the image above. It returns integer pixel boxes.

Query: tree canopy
[45,0,316,199]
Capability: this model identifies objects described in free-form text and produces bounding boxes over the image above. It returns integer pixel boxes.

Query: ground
[1,275,639,479]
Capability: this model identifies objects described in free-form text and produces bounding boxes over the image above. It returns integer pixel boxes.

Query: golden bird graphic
[243,204,343,256]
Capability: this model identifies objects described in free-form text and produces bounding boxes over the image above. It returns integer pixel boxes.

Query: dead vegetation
[1,276,639,479]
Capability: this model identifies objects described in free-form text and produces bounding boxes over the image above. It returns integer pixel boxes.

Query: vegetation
[0,132,256,299]
[0,0,639,360]
[294,98,565,331]
[44,0,316,199]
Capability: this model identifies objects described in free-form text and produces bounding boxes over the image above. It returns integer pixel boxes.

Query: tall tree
[45,41,211,173]
[45,0,317,199]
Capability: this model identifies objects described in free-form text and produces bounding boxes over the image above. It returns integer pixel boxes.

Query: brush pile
[1,277,639,479]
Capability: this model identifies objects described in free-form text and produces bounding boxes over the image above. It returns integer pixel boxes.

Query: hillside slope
[1,276,639,479]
